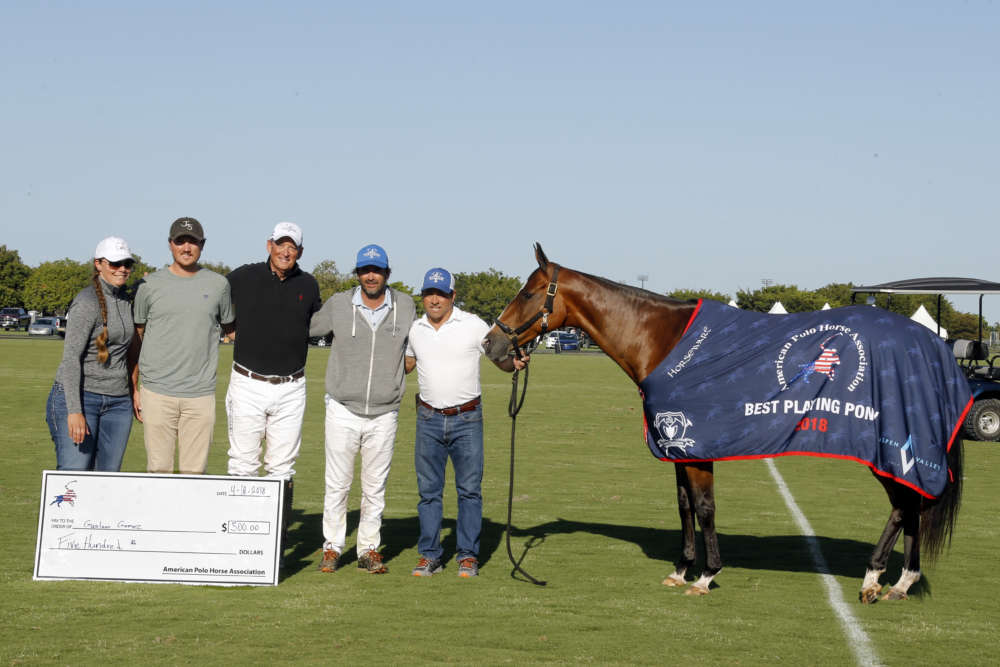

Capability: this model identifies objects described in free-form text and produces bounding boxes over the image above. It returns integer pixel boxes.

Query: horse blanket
[639,299,972,498]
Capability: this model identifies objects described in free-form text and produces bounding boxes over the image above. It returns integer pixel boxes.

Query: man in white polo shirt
[404,267,527,578]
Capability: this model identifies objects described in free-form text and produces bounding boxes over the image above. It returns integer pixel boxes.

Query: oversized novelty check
[34,471,285,586]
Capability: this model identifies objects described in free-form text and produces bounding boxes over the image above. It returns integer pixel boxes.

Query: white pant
[225,369,306,478]
[322,394,398,555]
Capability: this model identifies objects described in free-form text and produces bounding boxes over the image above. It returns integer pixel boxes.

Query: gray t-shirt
[133,267,235,398]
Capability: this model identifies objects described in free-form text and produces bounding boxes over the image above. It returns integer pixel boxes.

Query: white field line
[765,459,881,667]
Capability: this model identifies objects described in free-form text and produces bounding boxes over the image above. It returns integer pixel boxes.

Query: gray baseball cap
[169,217,205,241]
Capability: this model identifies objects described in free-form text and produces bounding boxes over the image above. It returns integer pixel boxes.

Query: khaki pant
[140,386,215,474]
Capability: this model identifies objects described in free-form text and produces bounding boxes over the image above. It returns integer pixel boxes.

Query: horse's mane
[574,268,695,308]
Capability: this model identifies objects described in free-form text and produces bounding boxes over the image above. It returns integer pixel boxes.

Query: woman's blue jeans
[414,402,484,562]
[46,382,133,471]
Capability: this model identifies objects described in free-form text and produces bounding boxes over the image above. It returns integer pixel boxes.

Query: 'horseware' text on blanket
[639,299,972,499]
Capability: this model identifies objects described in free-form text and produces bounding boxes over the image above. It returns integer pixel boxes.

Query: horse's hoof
[662,574,686,588]
[684,584,709,596]
[859,585,881,604]
[881,589,908,601]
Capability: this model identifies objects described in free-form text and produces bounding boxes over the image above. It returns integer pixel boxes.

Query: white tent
[910,304,947,338]
[768,301,787,315]
[821,302,831,310]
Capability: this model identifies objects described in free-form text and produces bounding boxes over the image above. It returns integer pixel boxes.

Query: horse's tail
[920,439,964,559]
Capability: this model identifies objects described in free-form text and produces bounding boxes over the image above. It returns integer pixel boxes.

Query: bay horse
[482,244,965,603]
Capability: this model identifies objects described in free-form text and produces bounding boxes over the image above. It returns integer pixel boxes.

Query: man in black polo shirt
[225,222,321,482]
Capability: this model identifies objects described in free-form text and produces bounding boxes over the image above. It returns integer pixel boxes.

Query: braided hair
[92,270,110,365]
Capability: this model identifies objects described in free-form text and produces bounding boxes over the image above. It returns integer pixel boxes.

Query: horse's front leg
[663,463,696,588]
[688,463,721,595]
[668,463,721,596]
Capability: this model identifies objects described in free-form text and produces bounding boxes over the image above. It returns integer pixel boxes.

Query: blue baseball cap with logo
[355,243,389,270]
[421,267,455,294]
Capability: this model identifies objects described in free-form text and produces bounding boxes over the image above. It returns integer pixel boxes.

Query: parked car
[1,307,30,331]
[28,317,60,336]
[543,331,579,351]
[56,316,67,337]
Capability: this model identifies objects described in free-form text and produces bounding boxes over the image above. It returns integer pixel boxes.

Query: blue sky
[2,2,998,319]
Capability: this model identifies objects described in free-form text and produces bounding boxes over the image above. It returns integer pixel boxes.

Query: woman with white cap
[45,236,139,470]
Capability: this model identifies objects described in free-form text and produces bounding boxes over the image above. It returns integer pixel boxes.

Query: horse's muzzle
[482,328,512,362]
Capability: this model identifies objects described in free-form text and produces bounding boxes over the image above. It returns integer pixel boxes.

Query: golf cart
[851,277,1000,442]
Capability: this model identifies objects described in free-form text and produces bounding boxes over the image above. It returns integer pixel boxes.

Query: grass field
[1,339,998,665]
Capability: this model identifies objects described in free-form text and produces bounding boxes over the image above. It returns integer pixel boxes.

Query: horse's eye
[520,292,533,301]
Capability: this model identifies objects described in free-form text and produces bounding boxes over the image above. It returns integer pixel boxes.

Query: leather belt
[417,395,481,416]
[233,363,304,385]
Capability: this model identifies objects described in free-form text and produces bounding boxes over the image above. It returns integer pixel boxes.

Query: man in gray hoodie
[309,244,416,574]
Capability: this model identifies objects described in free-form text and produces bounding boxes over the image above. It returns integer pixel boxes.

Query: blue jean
[414,402,484,562]
[46,382,133,471]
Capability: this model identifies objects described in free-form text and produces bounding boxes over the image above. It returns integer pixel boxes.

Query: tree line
[667,285,985,340]
[0,244,986,338]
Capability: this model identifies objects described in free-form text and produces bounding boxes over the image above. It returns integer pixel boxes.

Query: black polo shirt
[227,260,322,376]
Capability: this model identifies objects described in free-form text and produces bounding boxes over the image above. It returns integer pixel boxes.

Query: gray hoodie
[309,287,416,416]
[55,278,134,413]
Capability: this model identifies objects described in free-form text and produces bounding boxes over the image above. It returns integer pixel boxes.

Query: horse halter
[494,264,561,361]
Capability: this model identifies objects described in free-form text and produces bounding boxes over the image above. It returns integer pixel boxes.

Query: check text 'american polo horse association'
[483,244,970,603]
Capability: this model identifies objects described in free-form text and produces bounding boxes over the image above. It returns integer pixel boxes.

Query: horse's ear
[534,243,549,270]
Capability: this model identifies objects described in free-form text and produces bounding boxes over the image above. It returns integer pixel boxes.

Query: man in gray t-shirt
[133,217,235,474]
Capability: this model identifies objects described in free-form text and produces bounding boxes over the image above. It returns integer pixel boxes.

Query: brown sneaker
[319,549,340,573]
[357,549,388,574]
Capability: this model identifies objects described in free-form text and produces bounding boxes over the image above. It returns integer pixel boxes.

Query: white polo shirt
[406,306,490,409]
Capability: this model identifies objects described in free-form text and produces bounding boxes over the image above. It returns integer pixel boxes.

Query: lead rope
[505,351,547,586]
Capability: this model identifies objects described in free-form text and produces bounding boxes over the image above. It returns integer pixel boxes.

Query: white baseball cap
[271,221,303,247]
[94,237,133,262]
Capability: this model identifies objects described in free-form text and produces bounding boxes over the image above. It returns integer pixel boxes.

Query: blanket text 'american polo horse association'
[640,299,972,499]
